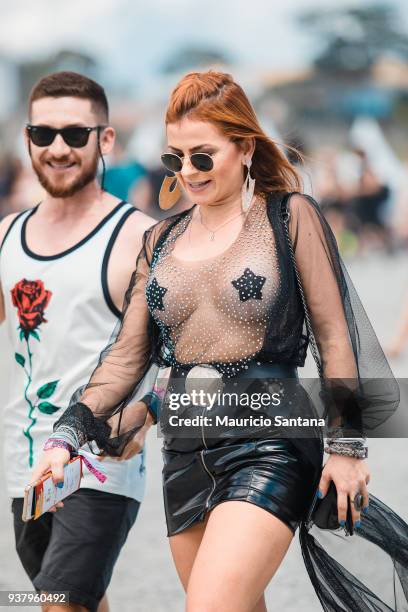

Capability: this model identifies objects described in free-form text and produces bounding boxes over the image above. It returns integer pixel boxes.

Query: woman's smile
[185,179,212,192]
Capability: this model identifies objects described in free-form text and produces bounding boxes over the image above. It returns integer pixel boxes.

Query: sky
[1,0,408,91]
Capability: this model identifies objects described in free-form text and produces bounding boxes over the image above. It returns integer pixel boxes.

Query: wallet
[312,480,355,536]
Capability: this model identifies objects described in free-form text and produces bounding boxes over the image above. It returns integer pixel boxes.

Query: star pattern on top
[147,277,168,311]
[231,268,266,302]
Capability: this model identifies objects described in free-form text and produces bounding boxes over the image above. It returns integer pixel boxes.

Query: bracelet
[326,438,367,449]
[49,425,80,451]
[43,439,75,455]
[324,444,368,459]
[58,425,81,449]
[140,391,161,425]
[326,429,367,448]
[43,439,108,484]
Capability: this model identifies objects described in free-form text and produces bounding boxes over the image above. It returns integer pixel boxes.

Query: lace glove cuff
[53,402,112,450]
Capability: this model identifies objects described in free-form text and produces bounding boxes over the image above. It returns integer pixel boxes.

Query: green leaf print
[15,352,26,367]
[38,402,61,415]
[30,330,40,341]
[37,380,59,399]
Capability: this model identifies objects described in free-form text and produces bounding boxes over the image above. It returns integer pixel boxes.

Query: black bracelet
[140,393,159,425]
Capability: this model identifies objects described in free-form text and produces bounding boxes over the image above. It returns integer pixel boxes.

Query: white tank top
[0,202,146,501]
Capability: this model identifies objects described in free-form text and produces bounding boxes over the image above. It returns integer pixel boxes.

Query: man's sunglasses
[26,125,106,148]
[161,152,214,173]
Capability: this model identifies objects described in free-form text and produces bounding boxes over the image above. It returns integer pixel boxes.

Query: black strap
[280,193,324,380]
[101,205,138,319]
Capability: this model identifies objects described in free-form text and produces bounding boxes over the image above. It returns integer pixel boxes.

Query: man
[0,71,154,612]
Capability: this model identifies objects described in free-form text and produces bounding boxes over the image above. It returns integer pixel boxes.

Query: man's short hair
[28,71,109,122]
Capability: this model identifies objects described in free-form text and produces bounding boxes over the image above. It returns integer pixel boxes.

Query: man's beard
[31,150,100,198]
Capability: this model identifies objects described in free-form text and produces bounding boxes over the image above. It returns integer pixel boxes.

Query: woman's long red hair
[165,71,302,194]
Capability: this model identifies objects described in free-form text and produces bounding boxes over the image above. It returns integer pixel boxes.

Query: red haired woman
[34,72,407,611]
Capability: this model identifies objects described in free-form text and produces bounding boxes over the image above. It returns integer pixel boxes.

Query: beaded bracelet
[324,444,368,459]
[326,439,367,450]
[43,439,75,454]
[325,423,368,460]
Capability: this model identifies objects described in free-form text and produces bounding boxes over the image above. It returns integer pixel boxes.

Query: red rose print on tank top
[11,279,61,466]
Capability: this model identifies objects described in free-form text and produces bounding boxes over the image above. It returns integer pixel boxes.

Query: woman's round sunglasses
[26,125,106,148]
[161,152,214,173]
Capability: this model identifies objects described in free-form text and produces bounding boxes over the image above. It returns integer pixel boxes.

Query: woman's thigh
[169,515,209,591]
[185,500,294,612]
[169,511,267,612]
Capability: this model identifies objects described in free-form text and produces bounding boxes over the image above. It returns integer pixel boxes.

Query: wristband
[43,439,107,483]
[43,439,75,454]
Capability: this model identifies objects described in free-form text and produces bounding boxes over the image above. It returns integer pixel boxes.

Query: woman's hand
[98,411,155,461]
[30,447,71,513]
[318,454,370,528]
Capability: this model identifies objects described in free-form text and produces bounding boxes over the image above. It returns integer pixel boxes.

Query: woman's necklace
[197,207,245,241]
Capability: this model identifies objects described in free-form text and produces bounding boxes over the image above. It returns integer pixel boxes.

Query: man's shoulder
[109,206,156,258]
[125,207,156,234]
[0,211,27,248]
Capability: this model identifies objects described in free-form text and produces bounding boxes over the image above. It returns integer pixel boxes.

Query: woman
[33,71,406,612]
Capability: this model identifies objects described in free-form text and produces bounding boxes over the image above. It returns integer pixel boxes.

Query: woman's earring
[241,158,255,212]
[159,175,182,210]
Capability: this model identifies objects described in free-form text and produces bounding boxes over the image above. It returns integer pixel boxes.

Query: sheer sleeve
[287,193,399,434]
[53,222,166,456]
[288,195,408,612]
[288,194,357,380]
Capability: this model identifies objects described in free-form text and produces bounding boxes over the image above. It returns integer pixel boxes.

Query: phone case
[22,455,83,522]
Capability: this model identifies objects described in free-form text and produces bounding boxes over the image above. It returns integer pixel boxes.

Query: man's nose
[48,134,71,156]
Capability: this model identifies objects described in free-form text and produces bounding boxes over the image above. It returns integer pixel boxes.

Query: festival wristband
[43,439,75,454]
[43,439,107,483]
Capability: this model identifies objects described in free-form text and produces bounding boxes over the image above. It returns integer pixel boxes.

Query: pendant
[185,365,224,406]
[209,232,215,241]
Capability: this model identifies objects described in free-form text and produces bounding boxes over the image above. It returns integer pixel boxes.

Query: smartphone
[22,455,83,522]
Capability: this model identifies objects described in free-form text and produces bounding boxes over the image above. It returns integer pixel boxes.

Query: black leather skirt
[161,363,323,537]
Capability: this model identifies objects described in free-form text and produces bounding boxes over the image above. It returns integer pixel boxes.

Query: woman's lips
[186,179,211,193]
